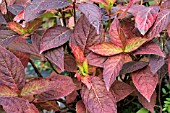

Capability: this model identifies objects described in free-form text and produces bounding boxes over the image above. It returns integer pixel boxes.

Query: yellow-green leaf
[0,85,18,97]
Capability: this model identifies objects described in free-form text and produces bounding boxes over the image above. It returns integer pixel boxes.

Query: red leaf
[8,22,25,35]
[133,42,165,57]
[109,18,125,48]
[76,100,89,113]
[168,55,170,78]
[70,15,104,54]
[40,26,71,53]
[86,52,107,67]
[138,91,156,113]
[103,54,124,90]
[0,97,39,113]
[149,55,164,74]
[64,54,77,72]
[39,101,59,112]
[78,3,102,34]
[35,74,75,102]
[0,45,25,92]
[147,9,170,39]
[135,6,159,35]
[132,66,158,102]
[89,42,123,56]
[110,80,135,102]
[81,76,117,113]
[10,49,30,68]
[0,85,18,97]
[24,0,70,22]
[66,90,78,104]
[13,9,24,21]
[43,47,64,71]
[120,61,148,75]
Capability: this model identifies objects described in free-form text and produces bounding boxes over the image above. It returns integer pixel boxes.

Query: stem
[46,58,59,74]
[73,0,76,25]
[158,74,164,113]
[29,60,43,78]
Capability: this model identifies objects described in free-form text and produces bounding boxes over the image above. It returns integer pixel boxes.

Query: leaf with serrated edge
[133,42,165,57]
[149,55,164,74]
[81,76,117,113]
[103,54,124,90]
[135,6,159,35]
[0,97,39,113]
[78,3,101,34]
[0,85,18,97]
[35,73,75,102]
[0,45,25,92]
[40,26,71,53]
[147,9,170,40]
[43,47,64,71]
[138,91,156,113]
[89,42,123,56]
[110,80,135,102]
[124,37,146,53]
[21,79,53,96]
[24,0,70,22]
[132,66,158,102]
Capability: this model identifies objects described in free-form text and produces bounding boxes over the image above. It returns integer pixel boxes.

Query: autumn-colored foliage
[0,0,170,113]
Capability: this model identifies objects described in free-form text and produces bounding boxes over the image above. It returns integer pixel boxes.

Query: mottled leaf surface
[0,85,18,97]
[40,101,59,112]
[135,6,159,35]
[0,45,25,92]
[110,80,135,102]
[40,26,71,53]
[133,42,165,57]
[24,0,70,21]
[132,67,158,102]
[78,3,102,34]
[81,76,117,113]
[149,55,164,74]
[0,97,39,113]
[76,100,89,113]
[64,54,77,72]
[103,55,124,90]
[89,42,123,56]
[66,90,78,104]
[43,47,64,71]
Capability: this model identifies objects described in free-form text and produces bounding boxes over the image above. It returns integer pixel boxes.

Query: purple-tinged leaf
[86,52,107,67]
[149,55,164,74]
[133,42,165,57]
[147,9,170,40]
[161,0,170,10]
[0,85,18,97]
[66,90,78,104]
[0,12,7,24]
[127,5,146,15]
[0,45,25,92]
[39,101,59,112]
[76,100,89,113]
[43,47,64,71]
[8,4,24,15]
[35,74,75,102]
[138,91,156,113]
[64,54,77,72]
[110,80,135,102]
[89,42,123,56]
[103,54,124,90]
[132,66,158,102]
[70,15,104,54]
[0,97,39,113]
[120,61,148,75]
[24,0,70,22]
[135,6,159,35]
[81,76,117,113]
[78,3,102,34]
[40,26,71,53]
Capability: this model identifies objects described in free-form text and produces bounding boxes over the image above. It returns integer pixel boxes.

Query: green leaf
[137,108,149,113]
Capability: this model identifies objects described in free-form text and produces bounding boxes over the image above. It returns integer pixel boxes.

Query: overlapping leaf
[149,55,164,74]
[0,97,39,113]
[81,76,117,113]
[0,45,25,92]
[66,91,78,104]
[132,66,158,102]
[24,0,70,22]
[35,74,75,102]
[110,80,135,102]
[89,42,123,56]
[0,85,18,97]
[78,3,102,34]
[39,101,59,112]
[135,6,159,35]
[103,54,124,90]
[43,47,64,71]
[40,26,71,53]
[76,100,89,113]
[64,54,77,72]
[147,9,170,39]
[133,42,165,57]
